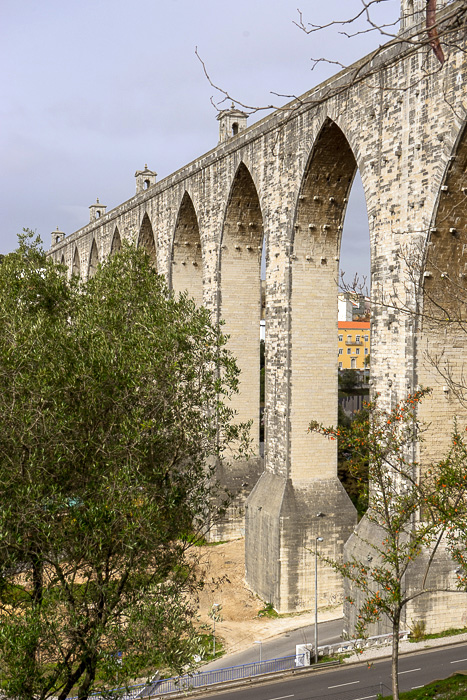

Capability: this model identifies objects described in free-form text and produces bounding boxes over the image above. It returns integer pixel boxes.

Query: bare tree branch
[427,0,446,64]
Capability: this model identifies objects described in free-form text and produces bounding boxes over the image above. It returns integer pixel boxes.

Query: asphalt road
[202,618,344,671]
[197,642,467,700]
[138,619,345,698]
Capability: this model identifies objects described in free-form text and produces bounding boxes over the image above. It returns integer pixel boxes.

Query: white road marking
[398,668,421,674]
[267,696,294,700]
[354,695,377,700]
[328,680,360,689]
[411,686,424,690]
[451,658,467,664]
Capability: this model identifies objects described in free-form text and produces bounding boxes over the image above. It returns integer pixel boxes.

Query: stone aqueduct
[49,0,467,634]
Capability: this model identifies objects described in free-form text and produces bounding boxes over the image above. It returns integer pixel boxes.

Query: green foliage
[257,602,279,618]
[427,425,467,592]
[309,388,455,700]
[409,619,426,642]
[409,625,467,643]
[338,368,360,394]
[0,231,250,700]
[380,674,467,699]
[337,403,369,518]
[196,631,224,661]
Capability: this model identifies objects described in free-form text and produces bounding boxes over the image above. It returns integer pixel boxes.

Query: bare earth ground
[195,538,342,655]
[193,539,467,671]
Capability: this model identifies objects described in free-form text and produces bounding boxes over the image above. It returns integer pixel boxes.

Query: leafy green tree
[337,403,369,518]
[309,389,466,700]
[430,426,467,592]
[0,231,249,699]
[338,368,360,395]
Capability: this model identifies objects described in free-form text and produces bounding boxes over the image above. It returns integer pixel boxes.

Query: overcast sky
[1,0,400,281]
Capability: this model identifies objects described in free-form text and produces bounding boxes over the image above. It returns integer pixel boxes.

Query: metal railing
[78,654,306,699]
[136,654,305,696]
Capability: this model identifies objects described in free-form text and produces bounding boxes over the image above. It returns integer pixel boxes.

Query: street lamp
[314,536,323,664]
[254,640,262,663]
[212,603,221,657]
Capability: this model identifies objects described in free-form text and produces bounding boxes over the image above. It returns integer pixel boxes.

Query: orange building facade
[338,321,370,370]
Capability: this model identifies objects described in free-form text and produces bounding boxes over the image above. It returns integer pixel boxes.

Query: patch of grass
[408,626,467,643]
[182,532,230,547]
[196,632,224,661]
[256,603,342,620]
[257,602,279,618]
[380,673,467,699]
[204,540,229,547]
[318,653,348,663]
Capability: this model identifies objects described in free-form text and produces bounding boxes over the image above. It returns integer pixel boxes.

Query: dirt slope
[195,538,342,655]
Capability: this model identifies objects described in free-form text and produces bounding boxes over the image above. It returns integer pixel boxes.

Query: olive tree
[0,231,249,699]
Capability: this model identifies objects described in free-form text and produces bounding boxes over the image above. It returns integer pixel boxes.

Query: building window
[338,334,343,342]
[356,348,360,355]
[355,335,360,342]
[338,348,343,355]
[351,358,356,368]
[347,334,352,341]
[365,347,369,355]
[338,362,343,369]
[364,335,369,342]
[347,348,351,355]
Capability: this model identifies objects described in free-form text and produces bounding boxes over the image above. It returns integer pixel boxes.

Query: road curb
[140,637,467,699]
[141,661,341,699]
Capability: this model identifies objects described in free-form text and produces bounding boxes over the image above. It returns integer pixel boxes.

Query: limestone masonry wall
[49,1,467,629]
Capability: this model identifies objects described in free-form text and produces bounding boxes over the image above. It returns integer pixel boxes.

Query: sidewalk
[343,630,467,665]
[203,606,343,669]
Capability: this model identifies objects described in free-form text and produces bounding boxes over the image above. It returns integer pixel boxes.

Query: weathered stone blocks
[48,1,467,633]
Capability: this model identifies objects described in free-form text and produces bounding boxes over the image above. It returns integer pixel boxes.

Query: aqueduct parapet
[49,0,467,632]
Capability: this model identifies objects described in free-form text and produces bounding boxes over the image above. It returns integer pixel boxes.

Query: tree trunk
[56,659,86,700]
[391,612,401,700]
[77,661,96,700]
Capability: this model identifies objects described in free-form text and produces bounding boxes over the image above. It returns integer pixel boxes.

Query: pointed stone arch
[88,239,99,279]
[220,162,264,453]
[399,118,467,633]
[137,213,157,269]
[72,248,81,278]
[290,118,363,482]
[110,227,122,257]
[248,118,363,613]
[417,119,467,461]
[171,192,203,306]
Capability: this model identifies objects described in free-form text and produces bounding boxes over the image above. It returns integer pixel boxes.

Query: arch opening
[110,227,122,257]
[291,119,371,486]
[171,192,203,307]
[220,163,264,454]
[407,119,467,632]
[418,120,467,465]
[422,124,467,325]
[88,239,99,279]
[72,248,81,278]
[137,213,157,270]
